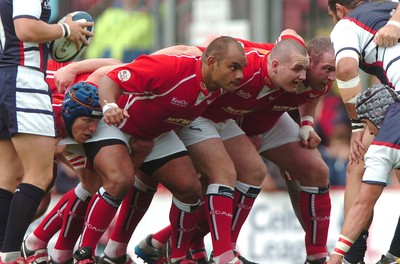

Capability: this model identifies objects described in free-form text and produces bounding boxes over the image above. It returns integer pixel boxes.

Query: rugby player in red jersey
[70,36,247,264]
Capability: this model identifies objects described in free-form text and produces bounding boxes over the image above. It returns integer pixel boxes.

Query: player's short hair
[306,36,334,64]
[328,0,362,12]
[356,84,400,129]
[62,82,103,138]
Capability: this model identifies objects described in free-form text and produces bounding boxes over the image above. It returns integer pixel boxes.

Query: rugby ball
[49,11,94,63]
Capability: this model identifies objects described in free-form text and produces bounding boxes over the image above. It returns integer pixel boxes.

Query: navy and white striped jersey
[330,1,400,90]
[0,0,51,72]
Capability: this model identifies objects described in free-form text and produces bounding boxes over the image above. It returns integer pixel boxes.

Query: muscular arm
[14,18,64,42]
[14,15,93,46]
[299,97,319,118]
[98,75,129,126]
[56,58,122,93]
[151,45,203,56]
[336,57,366,162]
[336,57,362,120]
[85,64,125,85]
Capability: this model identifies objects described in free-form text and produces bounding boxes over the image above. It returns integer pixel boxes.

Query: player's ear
[335,3,346,18]
[207,56,216,70]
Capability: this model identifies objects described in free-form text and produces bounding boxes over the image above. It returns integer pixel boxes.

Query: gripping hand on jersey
[300,128,321,149]
[374,20,400,47]
[299,115,321,149]
[102,103,130,127]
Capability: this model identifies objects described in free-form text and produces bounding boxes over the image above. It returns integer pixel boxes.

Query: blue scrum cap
[62,82,103,138]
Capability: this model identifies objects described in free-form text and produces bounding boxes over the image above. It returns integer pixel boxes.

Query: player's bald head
[202,36,245,64]
[270,38,309,64]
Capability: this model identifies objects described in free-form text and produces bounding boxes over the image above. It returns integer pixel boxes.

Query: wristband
[333,234,354,256]
[351,118,365,132]
[387,20,400,29]
[62,23,71,38]
[299,116,314,141]
[59,24,66,38]
[102,102,118,113]
[300,115,314,127]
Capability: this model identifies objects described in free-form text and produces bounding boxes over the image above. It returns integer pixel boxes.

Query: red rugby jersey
[107,54,224,139]
[238,83,331,135]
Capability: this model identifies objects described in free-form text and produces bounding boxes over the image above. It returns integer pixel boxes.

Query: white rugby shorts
[178,117,245,147]
[0,66,55,137]
[143,130,187,162]
[258,112,300,153]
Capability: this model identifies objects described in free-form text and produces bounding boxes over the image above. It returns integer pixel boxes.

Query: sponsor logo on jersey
[271,105,298,112]
[164,117,192,126]
[236,89,252,99]
[117,70,131,82]
[222,106,253,115]
[171,97,188,107]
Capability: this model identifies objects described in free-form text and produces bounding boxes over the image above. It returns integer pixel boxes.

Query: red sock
[79,190,121,253]
[152,225,172,244]
[53,192,89,250]
[169,198,199,259]
[204,184,234,257]
[190,202,209,246]
[299,186,331,256]
[231,186,260,244]
[110,186,154,243]
[33,189,74,242]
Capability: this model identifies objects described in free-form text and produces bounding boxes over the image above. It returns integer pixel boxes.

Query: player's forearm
[333,204,372,256]
[98,76,121,108]
[69,58,122,75]
[391,3,400,23]
[336,59,362,120]
[299,97,319,118]
[14,18,64,43]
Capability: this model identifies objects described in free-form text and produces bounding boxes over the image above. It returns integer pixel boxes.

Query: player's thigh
[188,137,236,186]
[153,155,202,203]
[93,143,134,198]
[262,142,328,186]
[0,139,23,191]
[224,134,266,186]
[12,134,55,188]
[179,117,237,185]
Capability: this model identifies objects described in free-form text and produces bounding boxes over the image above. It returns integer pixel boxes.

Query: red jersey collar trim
[196,59,209,96]
[263,56,275,89]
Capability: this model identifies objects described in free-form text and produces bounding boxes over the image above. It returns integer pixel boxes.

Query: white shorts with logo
[258,112,300,153]
[178,117,245,147]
